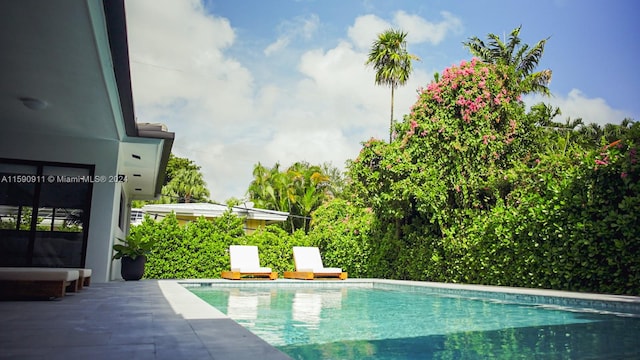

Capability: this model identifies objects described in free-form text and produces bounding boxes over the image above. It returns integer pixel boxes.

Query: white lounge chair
[284,246,348,280]
[221,245,278,280]
[0,267,80,299]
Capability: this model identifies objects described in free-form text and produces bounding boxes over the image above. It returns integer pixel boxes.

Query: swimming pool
[187,281,640,359]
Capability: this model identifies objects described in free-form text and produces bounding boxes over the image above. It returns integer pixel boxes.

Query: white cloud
[527,89,631,126]
[348,14,392,50]
[126,0,254,124]
[300,14,320,39]
[263,14,320,56]
[394,11,463,45]
[126,1,434,201]
[264,37,290,56]
[348,11,463,50]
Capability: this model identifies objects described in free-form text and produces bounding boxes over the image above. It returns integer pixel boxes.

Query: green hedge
[138,211,312,279]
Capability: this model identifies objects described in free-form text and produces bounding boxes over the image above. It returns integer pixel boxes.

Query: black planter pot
[121,255,146,281]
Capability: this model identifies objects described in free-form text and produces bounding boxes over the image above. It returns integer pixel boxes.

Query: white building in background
[140,203,289,234]
[130,209,145,226]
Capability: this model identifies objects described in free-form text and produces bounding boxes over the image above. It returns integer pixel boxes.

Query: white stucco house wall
[0,0,174,282]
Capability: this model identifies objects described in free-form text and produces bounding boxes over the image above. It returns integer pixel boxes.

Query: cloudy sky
[124,0,639,202]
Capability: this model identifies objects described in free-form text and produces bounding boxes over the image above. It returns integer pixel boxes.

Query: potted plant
[112,231,155,281]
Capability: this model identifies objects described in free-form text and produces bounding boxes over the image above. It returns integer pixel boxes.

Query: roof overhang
[0,0,174,199]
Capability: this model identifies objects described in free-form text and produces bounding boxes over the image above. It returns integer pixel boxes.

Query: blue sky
[125,0,639,201]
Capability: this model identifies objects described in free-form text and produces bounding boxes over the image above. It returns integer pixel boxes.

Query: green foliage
[165,153,202,185]
[463,25,552,96]
[347,54,639,295]
[142,212,245,279]
[247,161,334,233]
[133,153,210,207]
[113,225,157,260]
[164,168,210,203]
[139,210,312,279]
[307,199,373,278]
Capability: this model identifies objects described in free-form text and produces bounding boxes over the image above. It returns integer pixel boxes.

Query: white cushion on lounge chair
[78,268,91,277]
[0,267,79,282]
[293,246,342,273]
[230,267,273,273]
[229,245,272,273]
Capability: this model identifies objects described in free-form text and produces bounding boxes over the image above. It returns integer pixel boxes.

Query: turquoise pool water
[189,285,640,359]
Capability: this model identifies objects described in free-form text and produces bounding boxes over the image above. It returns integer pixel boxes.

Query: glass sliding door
[0,163,38,266]
[0,159,93,268]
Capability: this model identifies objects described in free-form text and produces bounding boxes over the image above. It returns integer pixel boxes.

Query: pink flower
[621,172,628,179]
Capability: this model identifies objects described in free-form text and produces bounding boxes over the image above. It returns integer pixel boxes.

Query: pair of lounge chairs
[0,267,92,300]
[221,246,347,280]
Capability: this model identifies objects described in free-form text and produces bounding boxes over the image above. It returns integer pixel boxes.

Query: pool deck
[0,280,291,360]
[1,279,639,360]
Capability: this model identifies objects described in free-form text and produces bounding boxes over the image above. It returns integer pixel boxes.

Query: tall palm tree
[463,26,552,95]
[366,29,418,142]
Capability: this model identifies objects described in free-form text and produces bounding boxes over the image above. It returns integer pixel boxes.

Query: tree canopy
[247,161,335,233]
[463,25,552,95]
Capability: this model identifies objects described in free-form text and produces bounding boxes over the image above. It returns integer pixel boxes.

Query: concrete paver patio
[0,280,290,360]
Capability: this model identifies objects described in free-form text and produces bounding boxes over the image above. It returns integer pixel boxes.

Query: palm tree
[165,168,209,203]
[366,29,418,142]
[463,26,552,95]
[247,161,332,233]
[290,163,329,232]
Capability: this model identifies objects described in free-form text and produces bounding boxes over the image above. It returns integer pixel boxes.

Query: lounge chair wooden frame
[76,268,92,290]
[284,246,348,280]
[221,270,278,280]
[0,268,80,299]
[283,270,347,280]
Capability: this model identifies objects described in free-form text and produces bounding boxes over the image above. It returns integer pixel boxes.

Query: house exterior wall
[136,213,268,235]
[245,218,266,234]
[0,132,122,282]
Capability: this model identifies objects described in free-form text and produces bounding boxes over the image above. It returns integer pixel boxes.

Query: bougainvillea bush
[348,58,639,294]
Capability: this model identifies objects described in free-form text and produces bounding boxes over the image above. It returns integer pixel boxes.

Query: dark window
[0,159,93,268]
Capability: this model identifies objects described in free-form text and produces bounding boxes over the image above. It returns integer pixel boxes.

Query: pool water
[189,286,640,359]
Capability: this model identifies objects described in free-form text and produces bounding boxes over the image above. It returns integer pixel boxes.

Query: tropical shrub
[347,57,640,294]
[142,212,244,279]
[307,199,373,277]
